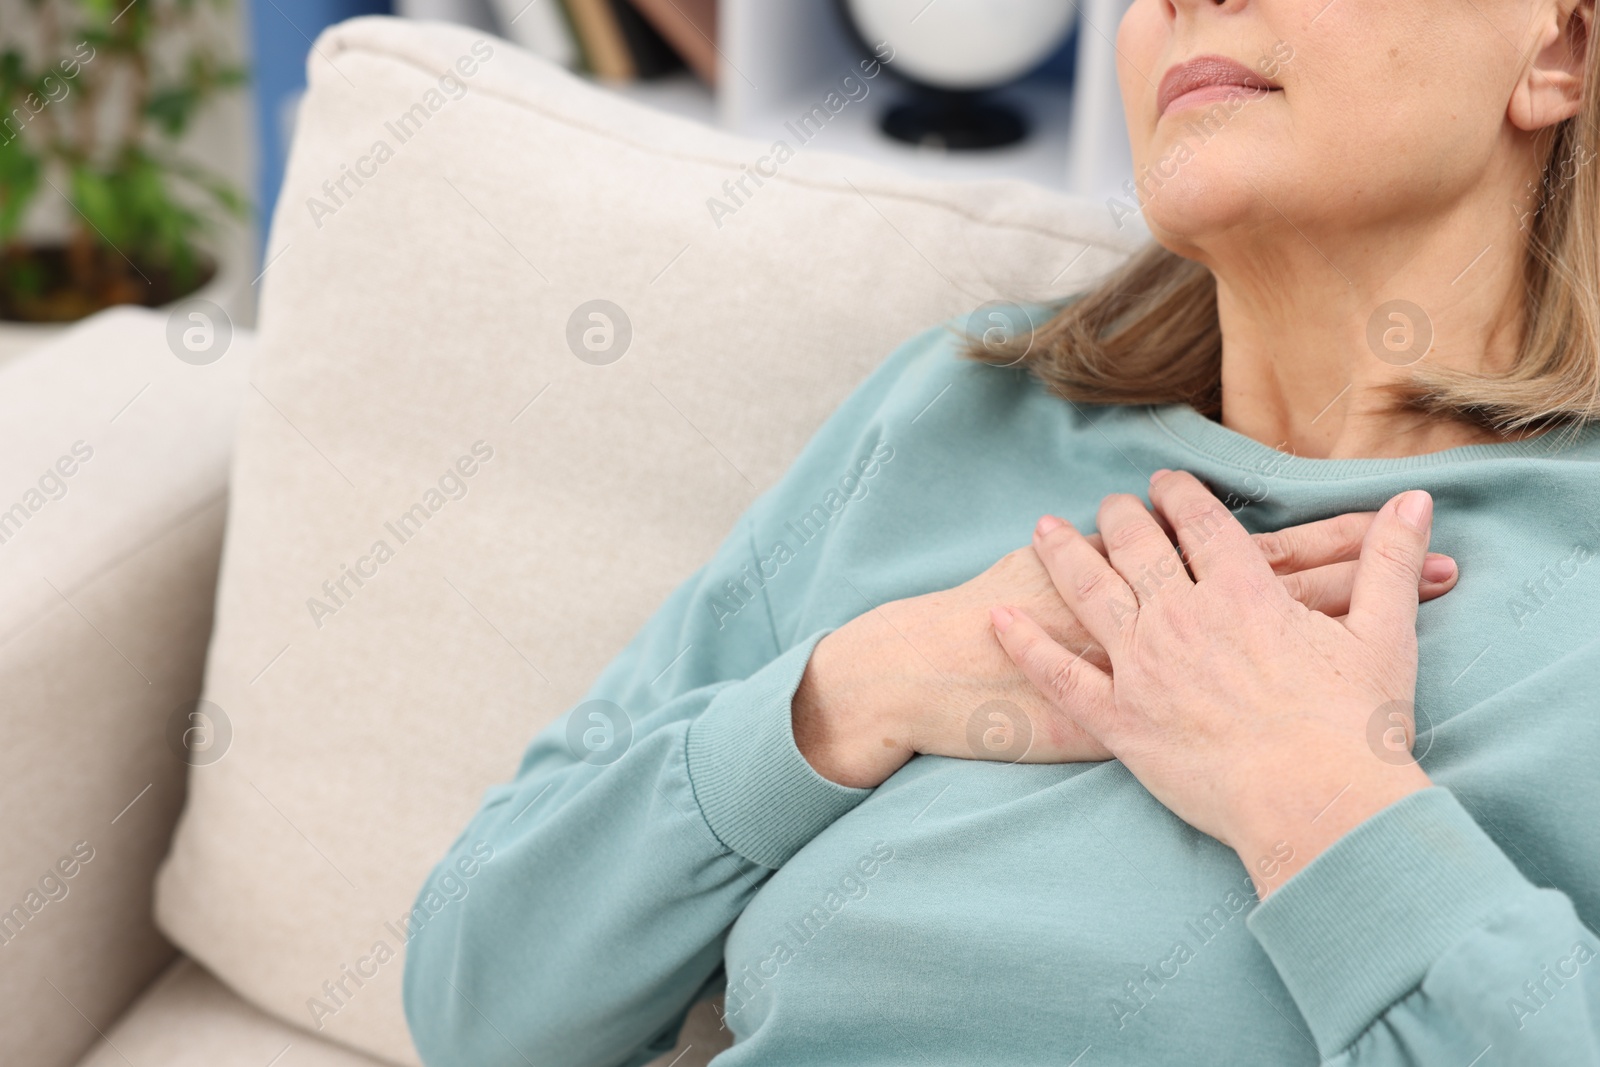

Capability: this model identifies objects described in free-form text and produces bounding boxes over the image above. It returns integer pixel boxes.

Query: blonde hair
[968,30,1600,434]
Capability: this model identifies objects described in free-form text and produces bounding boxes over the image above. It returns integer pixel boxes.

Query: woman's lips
[1157,54,1280,118]
[1162,82,1276,116]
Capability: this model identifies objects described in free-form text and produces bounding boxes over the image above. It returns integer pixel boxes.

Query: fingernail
[1151,469,1172,485]
[989,605,1015,632]
[1421,554,1456,583]
[1397,490,1433,532]
[1036,515,1065,537]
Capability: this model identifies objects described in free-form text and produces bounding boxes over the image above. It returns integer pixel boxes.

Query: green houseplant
[0,0,247,322]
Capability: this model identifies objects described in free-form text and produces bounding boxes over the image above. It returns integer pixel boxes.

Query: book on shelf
[561,0,634,80]
[478,0,712,86]
[609,0,686,80]
[626,0,717,86]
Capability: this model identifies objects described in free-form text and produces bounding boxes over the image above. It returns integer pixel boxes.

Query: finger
[989,605,1117,744]
[1096,493,1191,606]
[1148,470,1274,585]
[1346,490,1433,646]
[1419,553,1459,600]
[1280,553,1457,616]
[1253,512,1374,575]
[1031,515,1139,654]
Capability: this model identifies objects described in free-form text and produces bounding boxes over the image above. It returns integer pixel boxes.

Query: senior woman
[404,0,1600,1064]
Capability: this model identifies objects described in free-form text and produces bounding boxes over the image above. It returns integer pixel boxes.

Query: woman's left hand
[989,469,1436,897]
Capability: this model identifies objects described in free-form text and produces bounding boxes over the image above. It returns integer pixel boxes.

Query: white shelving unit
[413,0,1137,199]
[718,0,1132,199]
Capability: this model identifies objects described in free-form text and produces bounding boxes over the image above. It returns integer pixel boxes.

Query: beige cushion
[152,14,1140,1064]
[76,956,724,1067]
[0,307,253,1067]
[75,957,391,1067]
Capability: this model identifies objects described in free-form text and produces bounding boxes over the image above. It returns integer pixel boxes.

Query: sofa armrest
[0,306,253,1067]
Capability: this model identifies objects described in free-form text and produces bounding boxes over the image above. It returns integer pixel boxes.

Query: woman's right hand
[792,510,1460,788]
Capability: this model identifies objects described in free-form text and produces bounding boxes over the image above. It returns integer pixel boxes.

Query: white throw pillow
[153,15,1140,1064]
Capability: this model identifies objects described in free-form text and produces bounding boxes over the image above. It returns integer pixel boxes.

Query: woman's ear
[1509,0,1592,131]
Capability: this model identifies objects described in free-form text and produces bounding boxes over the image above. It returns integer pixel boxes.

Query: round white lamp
[842,0,1078,149]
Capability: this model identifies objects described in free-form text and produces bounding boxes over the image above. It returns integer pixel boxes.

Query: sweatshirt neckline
[1147,403,1600,480]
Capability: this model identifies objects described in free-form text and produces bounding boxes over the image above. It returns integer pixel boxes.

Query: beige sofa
[0,17,1141,1066]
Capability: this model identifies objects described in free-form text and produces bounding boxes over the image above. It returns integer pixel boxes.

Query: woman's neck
[1205,181,1531,460]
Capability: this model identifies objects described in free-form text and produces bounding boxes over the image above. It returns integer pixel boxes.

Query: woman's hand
[794,502,1459,789]
[989,471,1437,896]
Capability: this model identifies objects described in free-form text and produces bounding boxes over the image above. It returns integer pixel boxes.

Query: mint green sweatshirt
[403,315,1600,1066]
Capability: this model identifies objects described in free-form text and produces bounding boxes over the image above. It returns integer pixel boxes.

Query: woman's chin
[1128,128,1298,225]
[1137,178,1284,249]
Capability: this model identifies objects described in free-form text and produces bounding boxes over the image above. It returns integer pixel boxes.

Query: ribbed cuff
[1246,787,1533,1057]
[685,628,871,869]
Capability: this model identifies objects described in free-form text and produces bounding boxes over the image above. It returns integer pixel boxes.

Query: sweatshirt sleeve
[402,323,950,1067]
[1246,787,1600,1066]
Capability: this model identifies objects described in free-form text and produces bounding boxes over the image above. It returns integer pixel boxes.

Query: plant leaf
[0,138,42,244]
